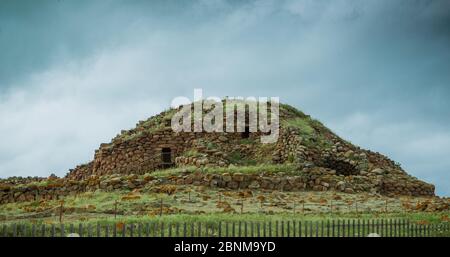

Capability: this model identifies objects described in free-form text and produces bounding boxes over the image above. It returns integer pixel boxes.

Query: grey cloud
[0,0,449,195]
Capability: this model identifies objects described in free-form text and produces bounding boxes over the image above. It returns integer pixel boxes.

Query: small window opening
[161,148,173,168]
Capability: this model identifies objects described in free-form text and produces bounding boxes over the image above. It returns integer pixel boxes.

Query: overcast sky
[0,0,449,195]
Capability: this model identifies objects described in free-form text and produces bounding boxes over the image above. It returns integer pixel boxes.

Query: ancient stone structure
[0,101,436,203]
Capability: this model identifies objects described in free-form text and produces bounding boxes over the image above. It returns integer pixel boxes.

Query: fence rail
[1,219,449,237]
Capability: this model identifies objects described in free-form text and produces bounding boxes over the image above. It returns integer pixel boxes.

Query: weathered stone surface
[248,181,260,189]
[232,173,244,182]
[222,173,232,182]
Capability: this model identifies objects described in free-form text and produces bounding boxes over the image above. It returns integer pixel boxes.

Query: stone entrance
[322,157,359,176]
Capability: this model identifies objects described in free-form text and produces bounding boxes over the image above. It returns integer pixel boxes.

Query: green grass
[150,164,297,177]
[239,138,255,145]
[283,118,315,136]
[182,149,203,158]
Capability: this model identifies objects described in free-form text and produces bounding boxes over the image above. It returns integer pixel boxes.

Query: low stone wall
[0,166,435,205]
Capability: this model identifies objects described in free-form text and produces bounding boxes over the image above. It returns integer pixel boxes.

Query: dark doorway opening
[322,158,359,176]
[161,148,173,169]
[241,126,250,139]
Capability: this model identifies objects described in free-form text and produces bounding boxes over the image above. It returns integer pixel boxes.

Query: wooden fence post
[238,221,242,237]
[31,224,36,237]
[138,223,143,237]
[293,221,296,237]
[352,220,355,237]
[268,221,272,237]
[389,219,393,237]
[257,222,261,237]
[362,220,365,237]
[399,219,403,237]
[326,220,330,237]
[225,222,229,237]
[299,221,302,237]
[88,224,92,237]
[41,224,46,237]
[357,220,360,237]
[347,219,351,237]
[232,222,236,237]
[263,222,266,237]
[275,221,278,237]
[12,223,17,237]
[315,221,318,237]
[332,220,335,237]
[342,220,345,237]
[245,222,248,237]
[251,222,254,237]
[337,220,340,237]
[61,224,65,237]
[51,224,55,237]
[286,221,290,237]
[375,219,379,235]
[394,219,397,237]
[406,220,410,237]
[305,221,308,237]
[321,220,324,237]
[97,223,101,237]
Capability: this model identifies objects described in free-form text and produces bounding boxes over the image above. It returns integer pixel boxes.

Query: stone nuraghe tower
[66,100,434,197]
